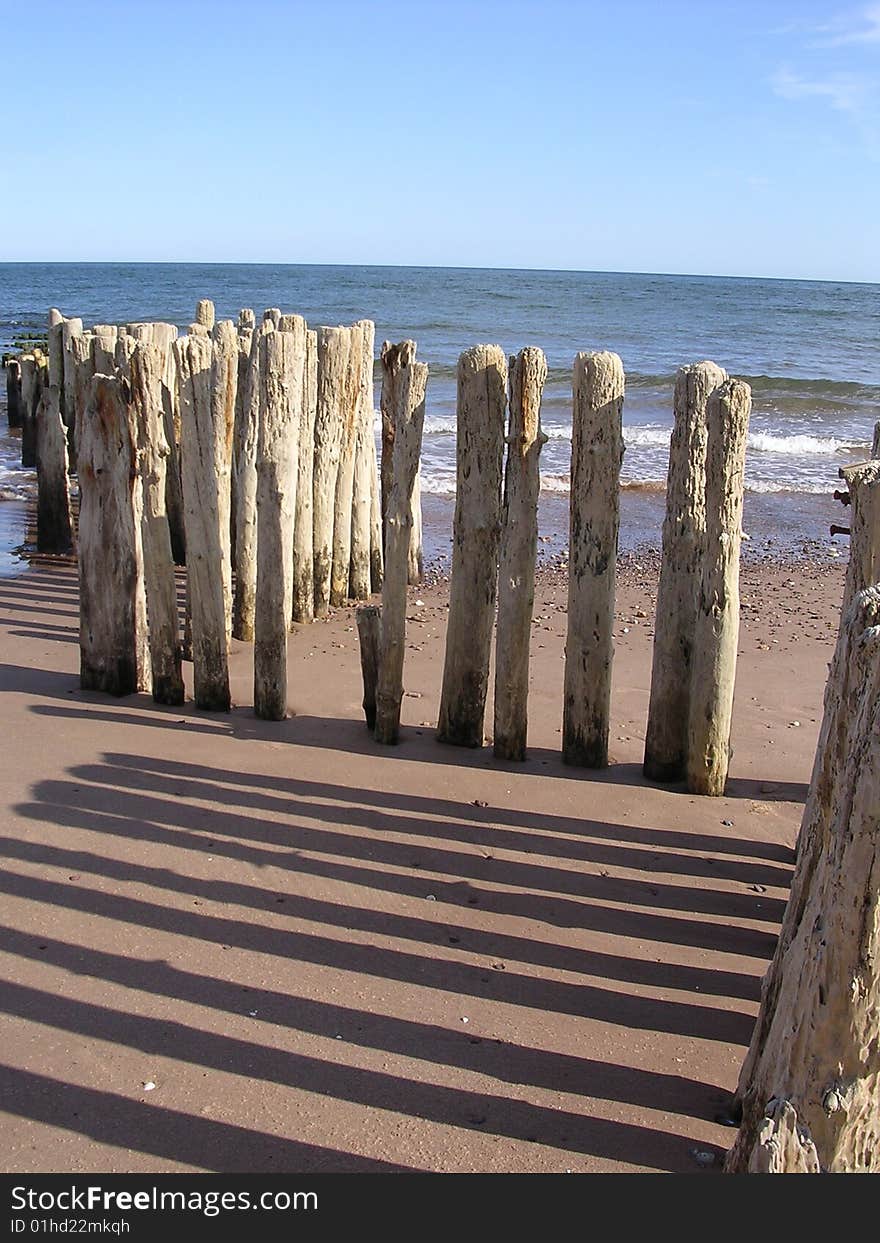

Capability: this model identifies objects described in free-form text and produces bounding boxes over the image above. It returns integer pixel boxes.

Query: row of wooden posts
[6,306,755,795]
[357,347,752,796]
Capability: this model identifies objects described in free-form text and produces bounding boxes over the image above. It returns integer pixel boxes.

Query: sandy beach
[0,534,845,1174]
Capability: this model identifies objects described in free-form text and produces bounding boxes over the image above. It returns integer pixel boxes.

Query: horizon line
[0,259,875,287]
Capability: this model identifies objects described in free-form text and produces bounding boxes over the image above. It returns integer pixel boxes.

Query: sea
[2,262,877,568]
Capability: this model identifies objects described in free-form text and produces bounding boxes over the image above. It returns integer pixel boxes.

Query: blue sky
[1,0,878,280]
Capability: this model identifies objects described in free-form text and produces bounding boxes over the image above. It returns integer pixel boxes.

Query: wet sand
[0,541,845,1173]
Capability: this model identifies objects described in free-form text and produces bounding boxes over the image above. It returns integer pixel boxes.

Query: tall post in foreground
[643,361,727,780]
[35,386,74,553]
[380,341,424,586]
[493,347,548,761]
[374,352,428,744]
[254,322,305,720]
[349,321,376,601]
[313,326,351,616]
[561,351,624,767]
[77,375,140,695]
[292,328,318,623]
[686,378,751,795]
[725,585,880,1173]
[130,343,185,705]
[437,345,507,747]
[176,332,230,710]
[731,456,880,1127]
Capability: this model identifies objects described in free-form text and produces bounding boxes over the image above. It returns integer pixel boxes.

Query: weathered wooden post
[686,378,751,795]
[349,321,376,601]
[60,318,83,455]
[374,350,428,744]
[494,347,548,762]
[232,319,272,640]
[263,308,282,328]
[210,319,239,634]
[48,307,63,327]
[70,335,96,446]
[356,605,382,730]
[19,354,40,468]
[195,299,215,329]
[47,316,65,405]
[561,351,625,767]
[437,345,508,747]
[730,455,880,1130]
[643,361,727,780]
[239,308,256,332]
[872,422,880,458]
[313,326,351,616]
[77,375,141,695]
[91,329,118,376]
[5,359,22,428]
[292,328,318,624]
[330,322,367,607]
[380,341,425,587]
[839,459,880,617]
[725,585,880,1173]
[35,385,74,553]
[254,322,305,719]
[130,342,185,706]
[175,332,231,710]
[369,430,384,592]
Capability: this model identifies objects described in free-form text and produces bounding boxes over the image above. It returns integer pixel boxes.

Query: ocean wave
[748,431,864,456]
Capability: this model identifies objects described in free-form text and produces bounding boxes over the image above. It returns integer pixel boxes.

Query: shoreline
[0,486,847,585]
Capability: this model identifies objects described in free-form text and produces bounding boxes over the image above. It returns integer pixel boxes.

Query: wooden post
[380,341,425,587]
[77,375,140,695]
[263,308,281,328]
[231,317,254,562]
[356,605,382,730]
[5,359,22,428]
[686,378,751,796]
[643,361,727,781]
[437,345,507,747]
[872,422,880,458]
[839,460,880,618]
[374,353,427,744]
[48,307,63,327]
[70,335,96,454]
[313,326,351,616]
[494,346,548,762]
[732,456,880,1123]
[210,319,238,636]
[232,320,272,640]
[91,330,117,375]
[175,332,230,710]
[238,308,256,331]
[60,317,83,454]
[349,320,376,600]
[19,354,40,468]
[331,322,366,607]
[130,342,185,705]
[725,585,880,1173]
[195,299,215,329]
[47,318,65,395]
[292,328,318,624]
[254,322,305,719]
[562,351,625,768]
[369,427,384,592]
[35,385,74,553]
